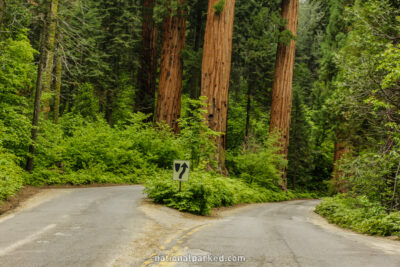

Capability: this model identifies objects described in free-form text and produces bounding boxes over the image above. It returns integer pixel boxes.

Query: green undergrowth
[0,150,24,203]
[316,194,400,237]
[145,170,319,215]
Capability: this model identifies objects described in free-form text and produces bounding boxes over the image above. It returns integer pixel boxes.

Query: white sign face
[173,160,190,181]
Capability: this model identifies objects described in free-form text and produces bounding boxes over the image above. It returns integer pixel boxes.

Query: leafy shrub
[0,35,36,159]
[334,151,400,211]
[179,97,219,169]
[0,150,24,202]
[227,136,287,189]
[145,170,301,215]
[27,113,181,186]
[316,194,400,237]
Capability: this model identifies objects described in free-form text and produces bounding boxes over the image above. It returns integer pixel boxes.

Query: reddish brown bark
[155,0,186,133]
[332,139,351,193]
[201,0,235,172]
[269,0,299,190]
[135,0,158,117]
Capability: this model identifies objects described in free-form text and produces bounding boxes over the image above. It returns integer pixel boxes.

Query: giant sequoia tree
[201,0,236,172]
[269,0,299,189]
[135,0,158,117]
[155,0,186,132]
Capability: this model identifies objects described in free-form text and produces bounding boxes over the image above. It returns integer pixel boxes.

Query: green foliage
[71,83,100,120]
[26,114,182,185]
[316,194,400,237]
[213,0,225,15]
[227,136,287,189]
[0,150,24,202]
[179,97,220,169]
[0,35,36,159]
[334,150,400,211]
[145,170,300,215]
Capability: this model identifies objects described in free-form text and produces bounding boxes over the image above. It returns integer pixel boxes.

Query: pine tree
[27,0,59,172]
[53,33,63,124]
[42,0,59,120]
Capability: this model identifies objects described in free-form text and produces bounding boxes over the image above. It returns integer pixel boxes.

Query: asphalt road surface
[0,186,400,267]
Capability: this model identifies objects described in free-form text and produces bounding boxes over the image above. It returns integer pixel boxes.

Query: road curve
[156,200,400,267]
[1,186,400,267]
[0,186,147,267]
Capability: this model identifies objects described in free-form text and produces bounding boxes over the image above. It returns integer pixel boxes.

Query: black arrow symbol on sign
[179,163,188,179]
[175,163,181,172]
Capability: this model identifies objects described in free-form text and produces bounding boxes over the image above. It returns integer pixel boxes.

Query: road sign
[173,160,190,182]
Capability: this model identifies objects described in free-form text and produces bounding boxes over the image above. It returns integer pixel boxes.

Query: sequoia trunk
[332,138,351,193]
[201,0,235,172]
[269,0,299,190]
[155,0,186,133]
[135,0,158,117]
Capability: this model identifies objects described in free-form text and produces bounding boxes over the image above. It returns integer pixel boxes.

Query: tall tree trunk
[0,0,5,36]
[53,35,63,124]
[135,0,158,118]
[201,0,235,173]
[332,136,351,193]
[27,0,59,172]
[155,0,186,133]
[189,0,205,100]
[269,0,299,191]
[43,0,59,120]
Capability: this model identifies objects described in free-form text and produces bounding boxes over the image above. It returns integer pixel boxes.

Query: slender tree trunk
[27,0,59,172]
[53,34,63,124]
[244,82,251,148]
[269,0,299,191]
[43,0,59,120]
[201,0,235,173]
[0,0,5,36]
[135,0,158,118]
[155,0,186,133]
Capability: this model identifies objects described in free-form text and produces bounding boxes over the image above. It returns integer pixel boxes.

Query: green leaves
[213,0,225,16]
[316,195,400,237]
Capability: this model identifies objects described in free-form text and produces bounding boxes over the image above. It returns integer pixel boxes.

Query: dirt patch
[0,186,42,216]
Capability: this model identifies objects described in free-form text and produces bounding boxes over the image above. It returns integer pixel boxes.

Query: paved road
[0,186,147,267]
[1,186,400,267]
[145,201,400,267]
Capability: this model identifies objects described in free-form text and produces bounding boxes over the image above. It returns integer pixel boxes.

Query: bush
[316,194,400,237]
[27,114,178,186]
[145,170,300,215]
[0,150,24,202]
[227,136,287,189]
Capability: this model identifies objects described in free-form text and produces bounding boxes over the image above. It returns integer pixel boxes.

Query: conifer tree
[155,0,186,132]
[201,0,236,172]
[269,0,299,190]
